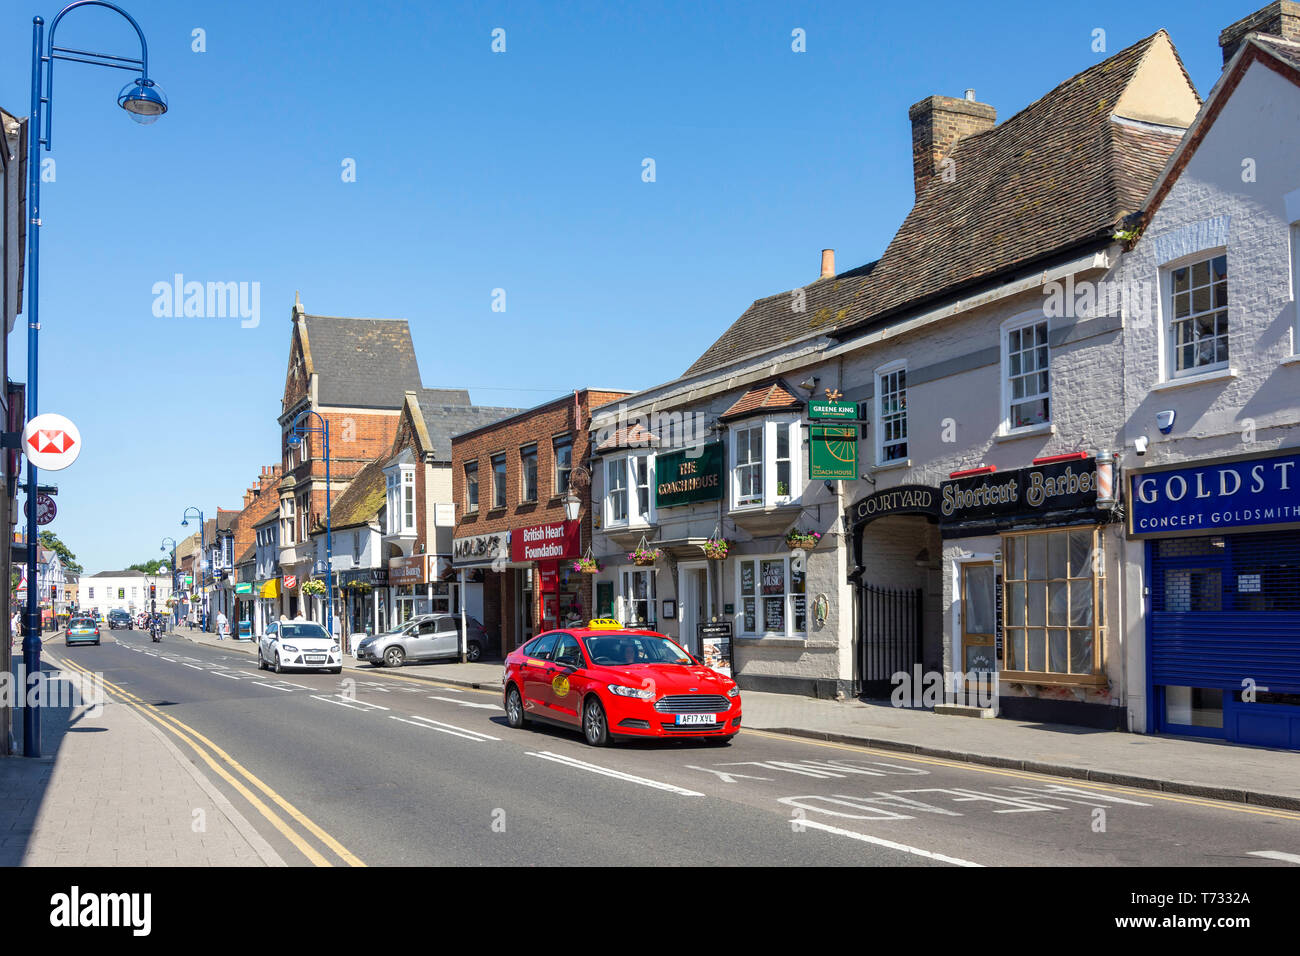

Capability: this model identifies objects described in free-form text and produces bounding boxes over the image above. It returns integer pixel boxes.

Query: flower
[703,538,730,559]
[628,546,661,564]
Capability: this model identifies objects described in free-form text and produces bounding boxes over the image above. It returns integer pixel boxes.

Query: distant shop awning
[234,582,253,595]
[259,579,280,598]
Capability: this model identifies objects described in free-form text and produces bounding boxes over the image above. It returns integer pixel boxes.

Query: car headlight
[282,644,299,653]
[607,684,654,700]
[727,685,740,697]
[331,644,340,653]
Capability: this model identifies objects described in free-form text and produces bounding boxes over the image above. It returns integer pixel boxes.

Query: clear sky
[0,0,1245,572]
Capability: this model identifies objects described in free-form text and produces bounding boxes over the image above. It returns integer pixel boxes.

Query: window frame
[520,443,539,504]
[603,452,655,528]
[1160,247,1229,380]
[999,526,1106,685]
[553,434,573,496]
[874,359,908,465]
[491,453,507,510]
[729,415,802,510]
[734,555,807,639]
[1000,313,1052,434]
[464,461,479,514]
[619,568,657,627]
[281,497,296,546]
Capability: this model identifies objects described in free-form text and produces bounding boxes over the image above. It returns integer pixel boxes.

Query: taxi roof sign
[587,618,624,630]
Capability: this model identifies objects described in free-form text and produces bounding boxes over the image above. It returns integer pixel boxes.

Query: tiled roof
[684,31,1194,374]
[311,456,387,533]
[1252,32,1300,71]
[595,423,659,453]
[719,380,803,421]
[302,315,422,409]
[413,390,522,462]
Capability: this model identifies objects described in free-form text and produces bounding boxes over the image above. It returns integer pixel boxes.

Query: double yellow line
[53,652,364,867]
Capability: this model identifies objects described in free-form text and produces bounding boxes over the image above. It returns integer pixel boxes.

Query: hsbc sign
[22,413,81,471]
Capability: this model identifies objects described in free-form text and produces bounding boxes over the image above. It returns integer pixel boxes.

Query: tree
[38,531,82,575]
[127,559,170,575]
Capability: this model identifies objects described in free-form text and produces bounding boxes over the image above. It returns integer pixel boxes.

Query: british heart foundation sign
[22,413,81,471]
[511,520,579,563]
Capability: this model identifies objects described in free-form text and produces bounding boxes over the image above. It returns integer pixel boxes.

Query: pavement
[1,631,283,866]
[169,624,1300,811]
[2,622,1296,867]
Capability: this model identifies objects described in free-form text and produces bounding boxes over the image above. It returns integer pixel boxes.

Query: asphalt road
[41,630,1300,868]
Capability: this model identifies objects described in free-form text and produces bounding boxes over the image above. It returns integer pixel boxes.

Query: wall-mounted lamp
[798,376,820,392]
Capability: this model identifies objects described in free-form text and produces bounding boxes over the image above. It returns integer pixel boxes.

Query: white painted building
[79,570,173,617]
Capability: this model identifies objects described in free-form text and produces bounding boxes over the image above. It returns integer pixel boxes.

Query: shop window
[465,461,479,514]
[1002,527,1103,680]
[730,416,801,509]
[1166,252,1228,376]
[1164,686,1224,729]
[1002,316,1050,432]
[491,454,507,509]
[554,434,573,495]
[876,361,908,463]
[736,556,806,638]
[520,444,538,503]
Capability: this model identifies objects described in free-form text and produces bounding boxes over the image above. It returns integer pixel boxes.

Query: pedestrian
[10,609,20,646]
[216,609,229,641]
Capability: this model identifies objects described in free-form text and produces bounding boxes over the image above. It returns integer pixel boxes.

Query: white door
[678,563,710,657]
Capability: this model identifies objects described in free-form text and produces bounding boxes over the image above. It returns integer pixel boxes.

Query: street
[35,632,1300,868]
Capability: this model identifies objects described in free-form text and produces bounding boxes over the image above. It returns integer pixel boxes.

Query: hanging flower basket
[301,578,327,596]
[629,546,661,567]
[572,557,601,574]
[702,538,730,560]
[785,529,822,550]
[344,580,373,595]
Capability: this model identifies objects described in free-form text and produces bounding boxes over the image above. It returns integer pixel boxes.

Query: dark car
[107,609,133,630]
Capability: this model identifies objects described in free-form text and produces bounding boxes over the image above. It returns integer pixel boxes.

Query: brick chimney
[820,249,835,279]
[1220,1,1300,65]
[908,92,996,197]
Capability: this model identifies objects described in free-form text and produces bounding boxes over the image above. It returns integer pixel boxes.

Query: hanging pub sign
[655,442,723,508]
[939,455,1105,538]
[1128,448,1300,538]
[809,425,857,480]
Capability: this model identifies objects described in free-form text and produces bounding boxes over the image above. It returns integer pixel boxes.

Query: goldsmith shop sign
[940,457,1103,537]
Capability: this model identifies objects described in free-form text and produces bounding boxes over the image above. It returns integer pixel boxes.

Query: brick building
[452,388,631,656]
[276,294,422,622]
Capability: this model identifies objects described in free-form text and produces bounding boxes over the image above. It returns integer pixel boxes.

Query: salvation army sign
[1129,450,1300,537]
[22,413,81,471]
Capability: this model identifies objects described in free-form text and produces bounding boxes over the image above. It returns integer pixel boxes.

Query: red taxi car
[503,619,741,746]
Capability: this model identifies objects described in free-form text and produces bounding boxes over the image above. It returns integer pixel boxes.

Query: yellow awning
[259,579,281,598]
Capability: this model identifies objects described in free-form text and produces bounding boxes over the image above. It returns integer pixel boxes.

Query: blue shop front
[1130,446,1300,749]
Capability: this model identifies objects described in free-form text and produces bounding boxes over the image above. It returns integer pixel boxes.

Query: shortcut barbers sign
[939,457,1104,538]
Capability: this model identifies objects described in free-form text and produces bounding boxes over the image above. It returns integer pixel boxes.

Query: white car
[258,621,342,674]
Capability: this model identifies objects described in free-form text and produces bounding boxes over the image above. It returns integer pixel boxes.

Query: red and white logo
[21,413,81,471]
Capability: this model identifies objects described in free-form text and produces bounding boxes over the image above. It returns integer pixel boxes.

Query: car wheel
[505,685,528,728]
[329,667,342,675]
[383,646,406,668]
[466,641,483,663]
[583,697,610,747]
[273,653,284,675]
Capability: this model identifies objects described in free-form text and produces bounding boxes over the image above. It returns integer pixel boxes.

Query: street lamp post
[160,536,176,628]
[287,410,332,640]
[21,1,167,757]
[181,508,205,631]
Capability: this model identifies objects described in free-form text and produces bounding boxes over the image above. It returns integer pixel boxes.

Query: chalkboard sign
[740,562,755,595]
[764,597,785,632]
[743,599,755,632]
[761,561,783,595]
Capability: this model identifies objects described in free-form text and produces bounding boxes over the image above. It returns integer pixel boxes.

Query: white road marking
[310,694,390,712]
[427,695,499,710]
[276,680,311,689]
[527,751,705,797]
[1249,850,1300,865]
[210,671,244,681]
[181,663,204,670]
[360,682,391,692]
[794,819,984,867]
[251,681,294,692]
[389,715,500,741]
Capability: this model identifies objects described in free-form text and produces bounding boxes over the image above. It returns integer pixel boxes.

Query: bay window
[604,453,654,526]
[730,416,801,509]
[736,556,806,638]
[385,462,416,535]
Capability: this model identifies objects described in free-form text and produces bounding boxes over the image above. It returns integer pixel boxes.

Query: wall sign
[809,425,857,480]
[849,484,941,526]
[808,400,857,420]
[511,520,579,563]
[655,442,723,508]
[1128,450,1300,537]
[388,555,429,586]
[452,531,509,567]
[940,457,1103,538]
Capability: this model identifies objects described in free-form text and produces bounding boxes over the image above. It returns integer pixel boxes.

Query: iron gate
[857,582,922,698]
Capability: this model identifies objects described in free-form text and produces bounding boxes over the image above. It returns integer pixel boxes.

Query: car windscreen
[583,635,694,666]
[280,624,330,641]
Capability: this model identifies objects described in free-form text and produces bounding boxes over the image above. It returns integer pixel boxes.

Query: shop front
[339,567,388,646]
[1130,447,1300,749]
[282,574,300,620]
[939,452,1122,728]
[389,555,430,626]
[234,581,254,639]
[512,519,583,633]
[256,578,280,636]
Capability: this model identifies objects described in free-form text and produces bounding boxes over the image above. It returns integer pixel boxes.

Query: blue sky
[1,0,1244,572]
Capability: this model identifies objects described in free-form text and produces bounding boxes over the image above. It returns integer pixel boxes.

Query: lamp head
[181,518,188,527]
[287,431,302,447]
[118,78,167,124]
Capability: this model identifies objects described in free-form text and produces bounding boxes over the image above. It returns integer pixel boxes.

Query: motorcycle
[150,619,162,642]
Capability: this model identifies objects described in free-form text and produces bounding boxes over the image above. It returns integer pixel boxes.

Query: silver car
[354,614,491,667]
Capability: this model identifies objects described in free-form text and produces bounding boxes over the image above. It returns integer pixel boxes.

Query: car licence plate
[305,655,326,664]
[675,713,716,725]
